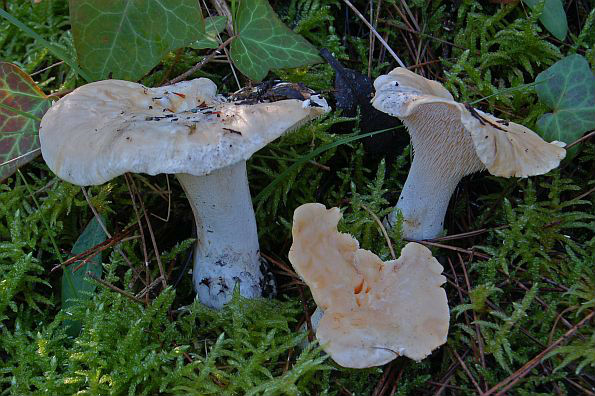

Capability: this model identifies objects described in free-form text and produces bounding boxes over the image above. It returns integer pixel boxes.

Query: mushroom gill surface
[371,68,566,239]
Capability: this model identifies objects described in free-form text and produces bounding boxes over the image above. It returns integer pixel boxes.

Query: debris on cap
[40,78,329,186]
[289,203,450,368]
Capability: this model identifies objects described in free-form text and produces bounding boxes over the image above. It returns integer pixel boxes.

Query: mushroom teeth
[371,67,566,178]
[289,203,450,368]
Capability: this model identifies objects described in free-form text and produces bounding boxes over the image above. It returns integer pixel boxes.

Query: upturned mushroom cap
[289,203,449,368]
[40,78,329,186]
[372,67,566,178]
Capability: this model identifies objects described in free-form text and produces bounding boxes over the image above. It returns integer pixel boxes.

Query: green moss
[1,0,594,394]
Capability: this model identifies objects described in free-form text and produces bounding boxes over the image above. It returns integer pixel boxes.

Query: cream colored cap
[372,67,566,178]
[289,203,449,368]
[40,78,329,186]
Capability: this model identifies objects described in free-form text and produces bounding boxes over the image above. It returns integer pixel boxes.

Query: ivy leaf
[535,54,595,148]
[230,0,321,81]
[522,0,568,41]
[190,16,227,49]
[0,63,50,181]
[62,216,107,336]
[69,0,205,81]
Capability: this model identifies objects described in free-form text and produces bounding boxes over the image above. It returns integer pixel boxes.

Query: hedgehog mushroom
[289,203,449,368]
[372,68,566,240]
[40,78,329,309]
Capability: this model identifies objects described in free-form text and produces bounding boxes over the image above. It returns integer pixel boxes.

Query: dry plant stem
[565,129,594,149]
[128,175,168,288]
[176,161,264,309]
[0,148,41,168]
[209,0,234,35]
[433,349,470,396]
[404,238,491,260]
[484,311,595,396]
[167,36,235,85]
[429,225,508,242]
[86,272,145,305]
[124,174,154,294]
[135,276,164,299]
[30,60,64,76]
[459,254,487,388]
[447,274,595,393]
[81,188,145,285]
[447,257,482,375]
[360,203,396,259]
[261,252,300,281]
[342,0,406,68]
[452,348,484,395]
[574,185,595,201]
[52,227,133,273]
[150,174,171,222]
[297,285,314,342]
[200,0,242,89]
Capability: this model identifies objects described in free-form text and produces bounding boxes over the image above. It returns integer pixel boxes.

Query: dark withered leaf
[319,49,405,157]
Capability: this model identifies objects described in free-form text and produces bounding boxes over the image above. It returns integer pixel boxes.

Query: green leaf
[62,216,107,336]
[535,54,595,147]
[230,0,321,81]
[522,0,568,41]
[0,9,92,82]
[190,16,227,49]
[68,0,205,81]
[0,63,51,181]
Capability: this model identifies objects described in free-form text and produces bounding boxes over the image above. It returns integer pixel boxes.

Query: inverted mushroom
[289,203,449,368]
[40,78,329,309]
[372,68,567,240]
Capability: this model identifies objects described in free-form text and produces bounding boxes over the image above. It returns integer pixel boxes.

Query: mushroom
[372,68,567,239]
[289,203,449,368]
[40,78,329,309]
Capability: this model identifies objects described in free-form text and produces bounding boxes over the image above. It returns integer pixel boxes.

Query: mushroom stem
[177,161,265,309]
[387,154,464,240]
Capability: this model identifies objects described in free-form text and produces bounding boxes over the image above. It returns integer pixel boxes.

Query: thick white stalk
[177,162,263,309]
[387,155,462,240]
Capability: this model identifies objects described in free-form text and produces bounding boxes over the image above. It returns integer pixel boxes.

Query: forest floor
[1,0,594,395]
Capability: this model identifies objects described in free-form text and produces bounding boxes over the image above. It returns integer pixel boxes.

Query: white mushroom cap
[372,67,566,178]
[289,203,449,368]
[40,78,329,186]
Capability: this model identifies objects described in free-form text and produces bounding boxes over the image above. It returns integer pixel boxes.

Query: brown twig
[124,173,153,298]
[573,185,595,201]
[30,60,64,77]
[81,188,145,285]
[261,252,301,281]
[52,226,134,273]
[167,36,235,85]
[128,175,168,289]
[403,238,491,260]
[432,349,470,396]
[484,310,595,396]
[565,129,595,150]
[297,285,314,342]
[451,348,484,395]
[86,272,145,305]
[342,0,406,67]
[428,225,508,242]
[209,0,233,35]
[136,276,165,299]
[360,204,396,260]
[459,253,487,389]
[149,174,172,222]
